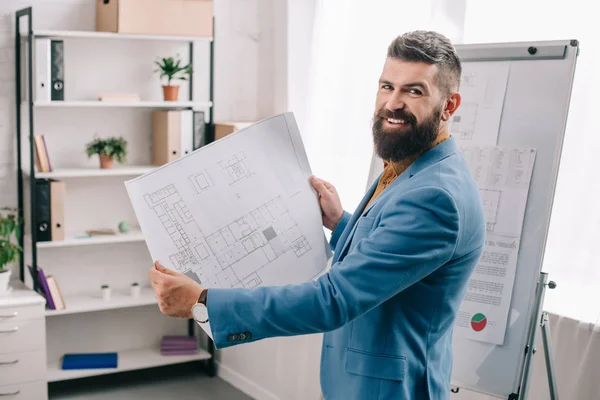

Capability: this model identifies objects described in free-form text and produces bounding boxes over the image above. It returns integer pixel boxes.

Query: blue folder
[61,353,118,369]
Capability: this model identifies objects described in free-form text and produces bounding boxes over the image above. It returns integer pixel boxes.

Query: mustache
[375,109,416,124]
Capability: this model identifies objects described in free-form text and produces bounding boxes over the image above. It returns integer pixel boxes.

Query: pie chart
[471,313,487,332]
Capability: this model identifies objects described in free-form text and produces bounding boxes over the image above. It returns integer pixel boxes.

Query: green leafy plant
[85,136,128,163]
[154,55,193,86]
[0,207,22,273]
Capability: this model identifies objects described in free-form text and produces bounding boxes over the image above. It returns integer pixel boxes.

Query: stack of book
[160,335,198,356]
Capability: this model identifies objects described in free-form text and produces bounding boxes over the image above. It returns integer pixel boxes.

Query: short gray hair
[387,31,462,95]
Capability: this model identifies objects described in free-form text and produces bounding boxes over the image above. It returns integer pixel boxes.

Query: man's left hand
[149,261,204,319]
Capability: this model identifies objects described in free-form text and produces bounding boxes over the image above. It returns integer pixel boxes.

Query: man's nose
[385,91,406,111]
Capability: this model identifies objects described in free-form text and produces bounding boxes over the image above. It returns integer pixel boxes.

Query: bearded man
[149,30,486,400]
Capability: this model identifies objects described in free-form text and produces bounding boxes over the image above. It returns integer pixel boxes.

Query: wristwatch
[191,289,209,323]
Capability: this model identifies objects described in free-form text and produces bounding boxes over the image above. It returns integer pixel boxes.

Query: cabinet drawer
[0,304,44,322]
[0,380,47,400]
[0,319,45,355]
[0,351,46,386]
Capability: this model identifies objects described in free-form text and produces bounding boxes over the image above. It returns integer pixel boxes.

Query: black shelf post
[15,7,36,287]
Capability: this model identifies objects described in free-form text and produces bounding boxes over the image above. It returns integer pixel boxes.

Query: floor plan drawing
[220,152,253,185]
[143,184,311,290]
[451,62,510,145]
[479,189,501,232]
[188,170,215,195]
[450,103,478,140]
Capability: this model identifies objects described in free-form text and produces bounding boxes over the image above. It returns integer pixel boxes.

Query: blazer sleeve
[207,186,460,349]
[329,211,352,250]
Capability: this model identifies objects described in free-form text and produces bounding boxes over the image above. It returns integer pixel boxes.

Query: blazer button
[239,333,247,340]
[244,332,252,340]
[227,334,235,342]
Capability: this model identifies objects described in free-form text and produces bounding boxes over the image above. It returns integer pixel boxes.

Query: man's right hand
[310,176,344,231]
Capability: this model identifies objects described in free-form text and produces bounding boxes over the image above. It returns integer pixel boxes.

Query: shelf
[32,29,213,43]
[32,100,212,109]
[45,287,157,317]
[25,166,157,179]
[47,346,212,382]
[35,229,145,249]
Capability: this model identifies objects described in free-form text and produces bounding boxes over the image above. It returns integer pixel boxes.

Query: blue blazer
[207,137,486,400]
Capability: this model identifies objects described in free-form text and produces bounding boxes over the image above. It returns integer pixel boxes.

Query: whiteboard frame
[366,39,579,399]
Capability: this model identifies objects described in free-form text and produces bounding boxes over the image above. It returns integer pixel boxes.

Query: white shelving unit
[25,166,157,179]
[15,7,216,390]
[34,229,145,249]
[45,287,157,317]
[33,100,212,108]
[47,347,212,382]
[33,29,214,43]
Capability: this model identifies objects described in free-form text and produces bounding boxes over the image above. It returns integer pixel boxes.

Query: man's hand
[148,261,203,319]
[310,176,344,231]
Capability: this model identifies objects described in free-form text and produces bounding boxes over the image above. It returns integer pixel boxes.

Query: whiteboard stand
[516,272,558,400]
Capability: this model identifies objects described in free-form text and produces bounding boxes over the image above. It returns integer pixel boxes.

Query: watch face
[192,303,209,323]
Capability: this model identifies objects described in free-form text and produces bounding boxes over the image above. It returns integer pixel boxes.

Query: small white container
[101,285,111,301]
[130,283,140,298]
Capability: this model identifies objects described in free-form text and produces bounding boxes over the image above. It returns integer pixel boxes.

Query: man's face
[373,58,446,162]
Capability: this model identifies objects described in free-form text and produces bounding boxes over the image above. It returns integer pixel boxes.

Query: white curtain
[302,0,462,214]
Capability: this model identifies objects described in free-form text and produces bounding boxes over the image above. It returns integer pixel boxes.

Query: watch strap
[198,288,208,305]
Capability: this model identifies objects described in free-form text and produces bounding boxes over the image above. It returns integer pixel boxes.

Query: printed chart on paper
[124,113,331,337]
[454,145,537,345]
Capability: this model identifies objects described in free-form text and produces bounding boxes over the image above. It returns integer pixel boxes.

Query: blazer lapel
[333,176,379,263]
[334,136,459,261]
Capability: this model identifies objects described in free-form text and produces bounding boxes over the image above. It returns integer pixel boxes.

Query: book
[160,348,198,356]
[37,267,56,310]
[62,353,118,369]
[46,275,66,310]
[33,135,52,173]
[86,228,116,236]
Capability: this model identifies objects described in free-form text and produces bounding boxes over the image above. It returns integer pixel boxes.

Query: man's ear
[441,92,461,122]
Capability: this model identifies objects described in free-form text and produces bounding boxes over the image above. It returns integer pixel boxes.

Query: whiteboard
[366,39,579,398]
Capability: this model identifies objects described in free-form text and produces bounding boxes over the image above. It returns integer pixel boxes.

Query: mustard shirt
[365,132,450,211]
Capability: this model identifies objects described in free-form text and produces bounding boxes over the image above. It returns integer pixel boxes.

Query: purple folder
[160,348,199,356]
[28,265,55,309]
[161,335,196,343]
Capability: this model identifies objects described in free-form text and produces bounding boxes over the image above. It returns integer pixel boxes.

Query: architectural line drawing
[188,170,215,195]
[479,189,501,232]
[219,152,253,185]
[450,103,478,141]
[144,185,310,289]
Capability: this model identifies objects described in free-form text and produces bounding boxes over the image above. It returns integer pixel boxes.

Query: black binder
[50,40,64,101]
[35,179,51,242]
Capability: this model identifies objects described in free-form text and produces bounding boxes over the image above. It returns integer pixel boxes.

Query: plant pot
[99,154,114,169]
[162,85,180,101]
[0,269,12,294]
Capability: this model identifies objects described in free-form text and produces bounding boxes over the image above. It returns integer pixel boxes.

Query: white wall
[216,2,324,400]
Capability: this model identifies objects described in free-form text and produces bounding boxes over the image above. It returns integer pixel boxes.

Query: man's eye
[409,89,422,95]
[381,84,393,90]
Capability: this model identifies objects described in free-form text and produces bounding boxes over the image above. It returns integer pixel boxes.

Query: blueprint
[450,62,511,145]
[455,145,536,345]
[125,113,331,338]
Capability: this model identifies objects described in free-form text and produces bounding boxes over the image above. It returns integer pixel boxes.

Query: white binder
[34,38,51,102]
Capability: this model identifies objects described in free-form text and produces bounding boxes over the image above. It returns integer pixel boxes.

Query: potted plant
[154,55,193,101]
[85,136,128,169]
[0,207,22,294]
